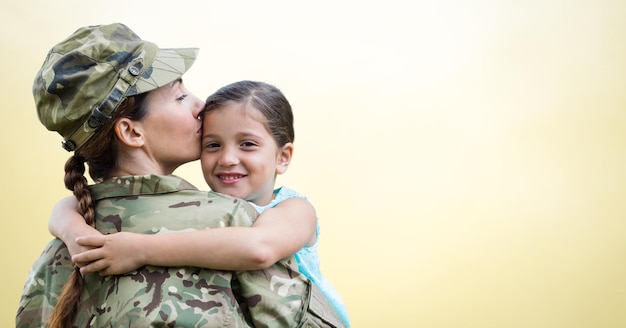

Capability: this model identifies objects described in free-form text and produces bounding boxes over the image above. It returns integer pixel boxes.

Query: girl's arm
[48,196,103,265]
[73,197,317,275]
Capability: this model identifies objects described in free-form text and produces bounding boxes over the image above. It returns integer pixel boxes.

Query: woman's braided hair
[48,93,148,328]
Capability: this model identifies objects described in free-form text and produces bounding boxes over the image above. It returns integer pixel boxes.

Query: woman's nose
[190,93,205,118]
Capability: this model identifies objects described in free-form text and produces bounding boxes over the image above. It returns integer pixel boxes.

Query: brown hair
[47,93,148,328]
[204,80,294,147]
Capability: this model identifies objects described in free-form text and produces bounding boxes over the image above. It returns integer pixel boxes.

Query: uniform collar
[90,174,198,201]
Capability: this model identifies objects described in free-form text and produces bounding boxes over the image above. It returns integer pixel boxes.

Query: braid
[64,155,95,226]
[48,155,93,328]
[47,94,147,328]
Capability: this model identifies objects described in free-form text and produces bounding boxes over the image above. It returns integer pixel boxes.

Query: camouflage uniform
[16,175,344,327]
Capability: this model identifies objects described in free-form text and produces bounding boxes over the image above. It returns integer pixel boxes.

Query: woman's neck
[109,151,178,177]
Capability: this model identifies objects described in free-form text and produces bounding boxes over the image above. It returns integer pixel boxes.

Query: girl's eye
[204,142,220,150]
[241,141,257,148]
[176,94,188,101]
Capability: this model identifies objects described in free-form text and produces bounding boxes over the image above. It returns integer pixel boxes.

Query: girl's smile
[201,102,292,206]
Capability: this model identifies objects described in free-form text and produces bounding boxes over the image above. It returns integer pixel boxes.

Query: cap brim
[131,47,199,95]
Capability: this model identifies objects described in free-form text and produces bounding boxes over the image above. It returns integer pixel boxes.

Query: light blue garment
[249,186,351,327]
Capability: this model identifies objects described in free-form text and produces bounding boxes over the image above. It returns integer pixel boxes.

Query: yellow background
[2,1,625,327]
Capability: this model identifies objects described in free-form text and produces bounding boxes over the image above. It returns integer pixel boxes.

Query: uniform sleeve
[16,239,74,328]
[236,259,346,328]
[226,195,261,227]
[230,188,345,327]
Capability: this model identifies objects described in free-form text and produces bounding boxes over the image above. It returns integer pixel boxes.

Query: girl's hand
[72,232,147,276]
[64,227,101,266]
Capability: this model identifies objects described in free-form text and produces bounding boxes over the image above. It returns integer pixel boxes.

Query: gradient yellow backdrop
[2,1,625,327]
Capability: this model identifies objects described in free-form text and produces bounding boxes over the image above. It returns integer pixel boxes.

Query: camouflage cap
[33,23,199,151]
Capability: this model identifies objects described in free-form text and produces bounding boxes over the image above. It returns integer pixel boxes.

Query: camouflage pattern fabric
[16,174,344,328]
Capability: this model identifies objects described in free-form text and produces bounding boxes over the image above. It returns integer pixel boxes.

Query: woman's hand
[72,232,148,276]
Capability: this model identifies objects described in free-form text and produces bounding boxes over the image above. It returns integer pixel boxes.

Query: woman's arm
[73,197,317,275]
[48,196,103,263]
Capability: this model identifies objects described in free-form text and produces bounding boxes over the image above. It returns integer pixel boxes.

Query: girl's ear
[114,118,145,148]
[276,143,294,175]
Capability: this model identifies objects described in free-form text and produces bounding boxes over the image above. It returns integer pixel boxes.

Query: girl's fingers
[75,235,106,247]
[72,249,103,264]
[79,259,108,275]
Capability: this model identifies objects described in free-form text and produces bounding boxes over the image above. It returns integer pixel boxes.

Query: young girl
[50,80,350,326]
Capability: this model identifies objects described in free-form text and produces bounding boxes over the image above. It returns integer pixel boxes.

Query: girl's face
[200,102,293,205]
[141,79,205,174]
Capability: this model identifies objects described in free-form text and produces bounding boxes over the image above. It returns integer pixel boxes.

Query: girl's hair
[47,93,149,328]
[204,80,294,146]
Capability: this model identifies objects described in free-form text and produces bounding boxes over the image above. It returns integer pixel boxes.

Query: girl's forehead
[209,102,266,122]
[203,102,274,137]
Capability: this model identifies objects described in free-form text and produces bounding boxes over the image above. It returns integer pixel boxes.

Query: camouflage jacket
[16,174,344,328]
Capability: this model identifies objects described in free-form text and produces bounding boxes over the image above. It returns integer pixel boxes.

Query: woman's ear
[276,143,294,175]
[114,118,144,148]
